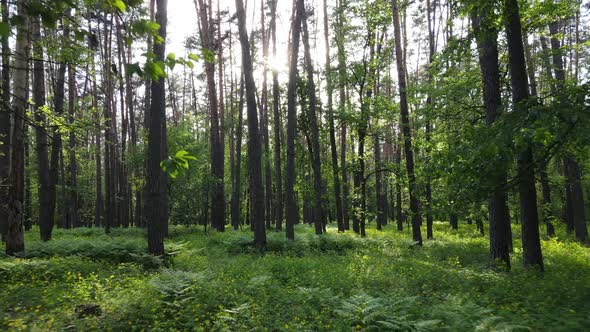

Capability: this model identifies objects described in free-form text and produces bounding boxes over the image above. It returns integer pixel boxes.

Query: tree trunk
[52,17,70,229]
[260,0,273,231]
[0,0,10,240]
[146,0,168,256]
[32,18,54,242]
[6,0,29,255]
[471,3,511,269]
[323,0,344,233]
[394,131,403,231]
[235,0,266,249]
[197,0,225,232]
[270,0,283,232]
[67,61,78,228]
[232,77,244,230]
[301,1,324,235]
[424,0,436,239]
[503,0,543,270]
[549,14,587,243]
[284,0,303,240]
[392,0,422,245]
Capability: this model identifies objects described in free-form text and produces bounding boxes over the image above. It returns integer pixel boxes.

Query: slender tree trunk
[197,0,225,232]
[392,0,422,245]
[52,17,71,229]
[285,0,303,240]
[323,0,344,233]
[232,77,244,230]
[146,0,168,256]
[549,14,587,243]
[270,0,283,232]
[424,0,436,239]
[33,18,54,241]
[472,3,511,269]
[235,0,266,248]
[374,135,385,231]
[503,0,543,270]
[395,130,403,231]
[6,0,29,255]
[67,62,78,228]
[336,0,349,230]
[0,0,10,240]
[301,1,324,235]
[260,0,273,230]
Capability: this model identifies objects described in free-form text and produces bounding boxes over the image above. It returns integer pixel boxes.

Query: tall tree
[503,0,543,270]
[196,0,225,232]
[336,0,350,230]
[471,2,512,269]
[32,17,54,241]
[284,0,303,240]
[146,0,168,256]
[392,0,422,245]
[0,0,11,240]
[324,0,344,232]
[6,0,29,255]
[235,0,266,248]
[424,0,435,239]
[260,0,273,230]
[301,0,324,235]
[270,0,283,231]
[549,14,587,243]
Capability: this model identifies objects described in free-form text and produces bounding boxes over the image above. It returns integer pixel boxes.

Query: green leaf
[201,48,215,63]
[188,53,200,62]
[0,22,9,39]
[109,0,127,12]
[125,63,143,78]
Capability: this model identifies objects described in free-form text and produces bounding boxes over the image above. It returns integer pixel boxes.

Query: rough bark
[471,4,511,269]
[32,18,54,241]
[270,0,283,232]
[0,0,10,240]
[301,2,324,235]
[549,15,586,243]
[146,0,168,256]
[392,0,422,245]
[323,0,344,233]
[235,0,266,248]
[284,0,303,240]
[6,0,29,255]
[197,0,225,232]
[503,0,543,270]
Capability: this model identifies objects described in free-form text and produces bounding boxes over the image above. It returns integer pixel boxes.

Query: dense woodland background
[0,0,589,329]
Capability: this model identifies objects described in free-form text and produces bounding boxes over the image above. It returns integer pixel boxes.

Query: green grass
[1,222,589,331]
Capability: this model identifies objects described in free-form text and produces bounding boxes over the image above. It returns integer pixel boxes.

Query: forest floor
[1,222,589,331]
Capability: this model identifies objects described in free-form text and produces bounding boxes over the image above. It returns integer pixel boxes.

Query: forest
[0,0,589,330]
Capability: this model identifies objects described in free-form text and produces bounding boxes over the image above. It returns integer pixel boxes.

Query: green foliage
[160,149,197,179]
[1,224,589,330]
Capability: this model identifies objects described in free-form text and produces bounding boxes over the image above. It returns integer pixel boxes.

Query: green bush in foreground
[1,223,589,331]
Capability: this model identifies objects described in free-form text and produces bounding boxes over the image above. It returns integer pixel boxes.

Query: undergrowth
[1,223,589,331]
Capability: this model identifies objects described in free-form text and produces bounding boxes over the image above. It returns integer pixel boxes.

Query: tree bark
[503,0,543,270]
[323,0,344,233]
[392,0,422,245]
[0,0,11,240]
[6,0,29,255]
[301,1,324,235]
[549,15,587,243]
[270,0,283,232]
[146,0,168,256]
[196,0,225,232]
[235,0,266,248]
[32,18,54,241]
[284,0,303,240]
[471,3,511,269]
